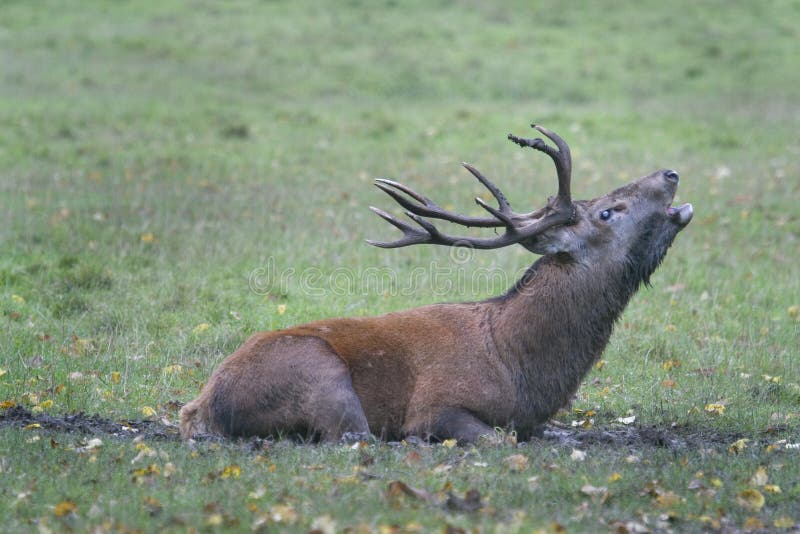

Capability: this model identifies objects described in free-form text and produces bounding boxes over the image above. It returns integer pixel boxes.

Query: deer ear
[519,226,578,255]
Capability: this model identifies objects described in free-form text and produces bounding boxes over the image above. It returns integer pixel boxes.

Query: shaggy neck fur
[490,215,680,435]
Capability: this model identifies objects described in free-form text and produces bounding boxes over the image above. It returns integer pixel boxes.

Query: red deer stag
[180,124,693,443]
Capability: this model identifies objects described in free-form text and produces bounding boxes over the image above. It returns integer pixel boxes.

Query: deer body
[180,125,693,442]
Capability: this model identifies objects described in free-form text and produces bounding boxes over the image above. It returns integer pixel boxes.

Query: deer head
[368,124,693,287]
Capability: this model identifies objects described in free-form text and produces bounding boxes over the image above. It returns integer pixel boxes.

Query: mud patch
[1,406,744,452]
[0,406,180,441]
[537,422,743,452]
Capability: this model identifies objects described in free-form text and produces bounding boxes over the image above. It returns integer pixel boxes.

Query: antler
[367,124,576,250]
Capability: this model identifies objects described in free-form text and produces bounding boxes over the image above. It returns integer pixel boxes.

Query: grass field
[1,1,799,531]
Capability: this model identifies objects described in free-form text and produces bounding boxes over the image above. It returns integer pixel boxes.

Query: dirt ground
[1,405,744,451]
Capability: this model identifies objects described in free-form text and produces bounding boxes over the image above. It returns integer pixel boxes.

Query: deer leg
[307,370,371,442]
[428,407,494,443]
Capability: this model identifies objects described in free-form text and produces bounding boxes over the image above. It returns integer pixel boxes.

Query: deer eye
[599,209,612,221]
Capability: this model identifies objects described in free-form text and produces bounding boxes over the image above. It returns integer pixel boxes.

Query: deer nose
[664,170,679,183]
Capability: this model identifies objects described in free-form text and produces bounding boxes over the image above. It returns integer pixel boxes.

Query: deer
[179,124,693,443]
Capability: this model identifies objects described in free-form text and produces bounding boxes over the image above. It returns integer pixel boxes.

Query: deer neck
[488,254,636,425]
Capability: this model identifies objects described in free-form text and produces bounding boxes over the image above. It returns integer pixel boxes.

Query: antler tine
[508,123,572,202]
[365,207,432,248]
[374,177,506,228]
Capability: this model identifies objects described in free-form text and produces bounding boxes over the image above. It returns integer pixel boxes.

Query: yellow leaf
[0,400,17,409]
[736,489,765,511]
[655,491,682,508]
[788,305,799,319]
[661,379,677,388]
[163,364,183,375]
[744,517,764,530]
[728,438,749,454]
[662,359,681,371]
[277,304,286,315]
[220,465,242,479]
[205,513,223,526]
[711,478,723,488]
[141,406,157,417]
[110,371,121,384]
[39,399,53,409]
[140,232,155,243]
[192,323,210,335]
[704,403,725,415]
[608,472,622,482]
[11,294,25,305]
[774,516,795,528]
[594,359,607,370]
[763,374,782,384]
[504,454,529,471]
[749,466,768,486]
[764,484,782,494]
[24,423,41,430]
[53,500,77,516]
[442,439,457,449]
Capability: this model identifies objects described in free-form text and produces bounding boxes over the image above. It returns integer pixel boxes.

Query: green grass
[1,0,799,531]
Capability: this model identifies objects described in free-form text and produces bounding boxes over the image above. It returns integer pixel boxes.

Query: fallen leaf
[616,415,636,425]
[736,489,765,511]
[445,489,481,512]
[442,439,457,449]
[687,478,704,490]
[192,323,210,335]
[220,465,242,479]
[269,504,298,524]
[141,406,157,417]
[728,438,750,454]
[503,454,528,472]
[743,517,764,530]
[609,520,650,533]
[310,514,337,534]
[774,516,795,528]
[704,403,725,416]
[570,449,587,461]
[385,480,433,503]
[748,466,768,486]
[53,500,77,517]
[764,484,781,494]
[655,491,682,508]
[580,484,607,497]
[403,451,422,466]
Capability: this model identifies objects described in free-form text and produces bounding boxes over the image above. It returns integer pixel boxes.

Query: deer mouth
[667,203,693,226]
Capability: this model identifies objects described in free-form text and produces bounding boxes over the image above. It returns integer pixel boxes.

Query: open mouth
[667,203,693,226]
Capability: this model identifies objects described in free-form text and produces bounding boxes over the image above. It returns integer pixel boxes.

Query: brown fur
[180,164,692,443]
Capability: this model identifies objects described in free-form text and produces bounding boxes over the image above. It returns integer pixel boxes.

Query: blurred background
[0,0,797,416]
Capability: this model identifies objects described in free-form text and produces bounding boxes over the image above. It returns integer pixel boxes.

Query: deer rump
[180,125,693,443]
